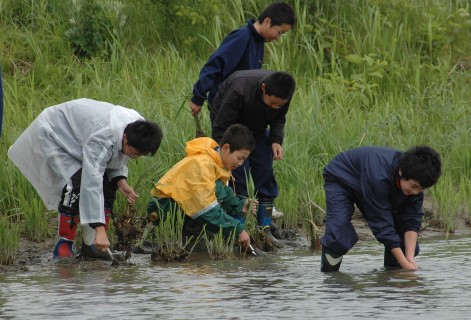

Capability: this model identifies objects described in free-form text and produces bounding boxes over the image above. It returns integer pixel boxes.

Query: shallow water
[1,235,470,319]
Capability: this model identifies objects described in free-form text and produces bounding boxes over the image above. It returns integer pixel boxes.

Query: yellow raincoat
[152,137,231,218]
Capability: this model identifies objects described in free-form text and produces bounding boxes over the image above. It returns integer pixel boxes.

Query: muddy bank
[1,210,470,274]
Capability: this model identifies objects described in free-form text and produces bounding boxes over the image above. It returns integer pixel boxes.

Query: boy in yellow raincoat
[148,124,256,248]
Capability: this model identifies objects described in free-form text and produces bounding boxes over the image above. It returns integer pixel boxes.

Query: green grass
[1,0,470,256]
[204,227,236,260]
[0,216,20,265]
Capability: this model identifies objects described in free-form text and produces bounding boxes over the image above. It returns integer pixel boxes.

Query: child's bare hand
[406,257,419,269]
[400,260,419,270]
[117,179,139,203]
[190,101,202,116]
[94,226,110,251]
[272,143,283,160]
[250,199,258,215]
[238,230,251,248]
[243,198,258,216]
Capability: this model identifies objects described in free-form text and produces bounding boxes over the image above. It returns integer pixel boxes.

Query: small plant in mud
[304,196,324,250]
[204,227,236,260]
[150,204,193,262]
[0,216,20,265]
[113,204,145,255]
[241,168,278,253]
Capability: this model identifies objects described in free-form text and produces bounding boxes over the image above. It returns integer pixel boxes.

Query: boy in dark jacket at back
[321,145,442,272]
[210,69,295,240]
[189,1,295,116]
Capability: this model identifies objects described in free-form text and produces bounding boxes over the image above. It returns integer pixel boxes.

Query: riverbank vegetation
[1,0,470,264]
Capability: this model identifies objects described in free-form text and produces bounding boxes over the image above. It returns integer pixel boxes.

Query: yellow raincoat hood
[151,137,231,217]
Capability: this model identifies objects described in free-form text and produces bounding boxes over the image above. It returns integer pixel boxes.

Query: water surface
[1,235,470,319]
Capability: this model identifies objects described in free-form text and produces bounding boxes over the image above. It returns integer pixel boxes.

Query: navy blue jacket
[191,19,264,107]
[211,70,291,145]
[324,146,424,250]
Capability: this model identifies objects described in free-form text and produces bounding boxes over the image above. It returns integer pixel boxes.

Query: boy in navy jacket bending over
[320,146,442,272]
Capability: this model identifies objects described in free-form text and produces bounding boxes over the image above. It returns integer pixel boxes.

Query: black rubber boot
[80,241,112,261]
[321,250,343,272]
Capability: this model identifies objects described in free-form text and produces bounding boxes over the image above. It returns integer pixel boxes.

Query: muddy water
[1,235,470,319]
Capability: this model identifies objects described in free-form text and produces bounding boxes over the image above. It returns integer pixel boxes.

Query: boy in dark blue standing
[189,1,295,116]
[320,145,442,272]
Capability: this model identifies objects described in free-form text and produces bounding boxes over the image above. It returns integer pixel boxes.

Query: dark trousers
[321,179,420,258]
[58,168,118,215]
[320,180,359,256]
[231,131,278,198]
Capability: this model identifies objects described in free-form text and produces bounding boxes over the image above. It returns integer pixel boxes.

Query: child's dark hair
[263,71,296,100]
[258,2,296,26]
[124,120,163,156]
[398,145,442,188]
[220,124,255,153]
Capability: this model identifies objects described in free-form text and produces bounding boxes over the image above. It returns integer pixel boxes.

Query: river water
[1,235,470,319]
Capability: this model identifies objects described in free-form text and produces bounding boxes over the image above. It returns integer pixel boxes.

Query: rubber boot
[257,198,278,242]
[321,249,343,272]
[104,208,111,230]
[80,209,112,261]
[53,209,79,259]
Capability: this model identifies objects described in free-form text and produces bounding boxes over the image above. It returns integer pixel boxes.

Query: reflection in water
[0,236,471,319]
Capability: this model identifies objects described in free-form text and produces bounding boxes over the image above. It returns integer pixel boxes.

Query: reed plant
[243,168,258,234]
[20,196,51,242]
[204,227,236,260]
[428,175,463,233]
[150,202,194,262]
[0,216,20,265]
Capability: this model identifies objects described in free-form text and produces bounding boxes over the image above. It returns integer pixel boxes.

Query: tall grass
[0,0,469,253]
[0,216,20,265]
[20,196,51,242]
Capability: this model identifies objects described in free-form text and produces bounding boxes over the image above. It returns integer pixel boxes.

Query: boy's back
[211,69,292,143]
[324,146,399,191]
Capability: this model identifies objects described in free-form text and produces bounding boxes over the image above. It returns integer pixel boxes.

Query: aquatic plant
[150,203,193,262]
[304,196,324,250]
[20,196,51,242]
[428,175,462,233]
[242,168,279,252]
[243,168,257,234]
[204,227,236,260]
[0,216,19,265]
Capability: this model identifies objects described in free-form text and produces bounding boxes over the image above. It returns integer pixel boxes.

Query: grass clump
[150,203,193,262]
[0,216,20,265]
[205,227,236,260]
[20,196,51,242]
